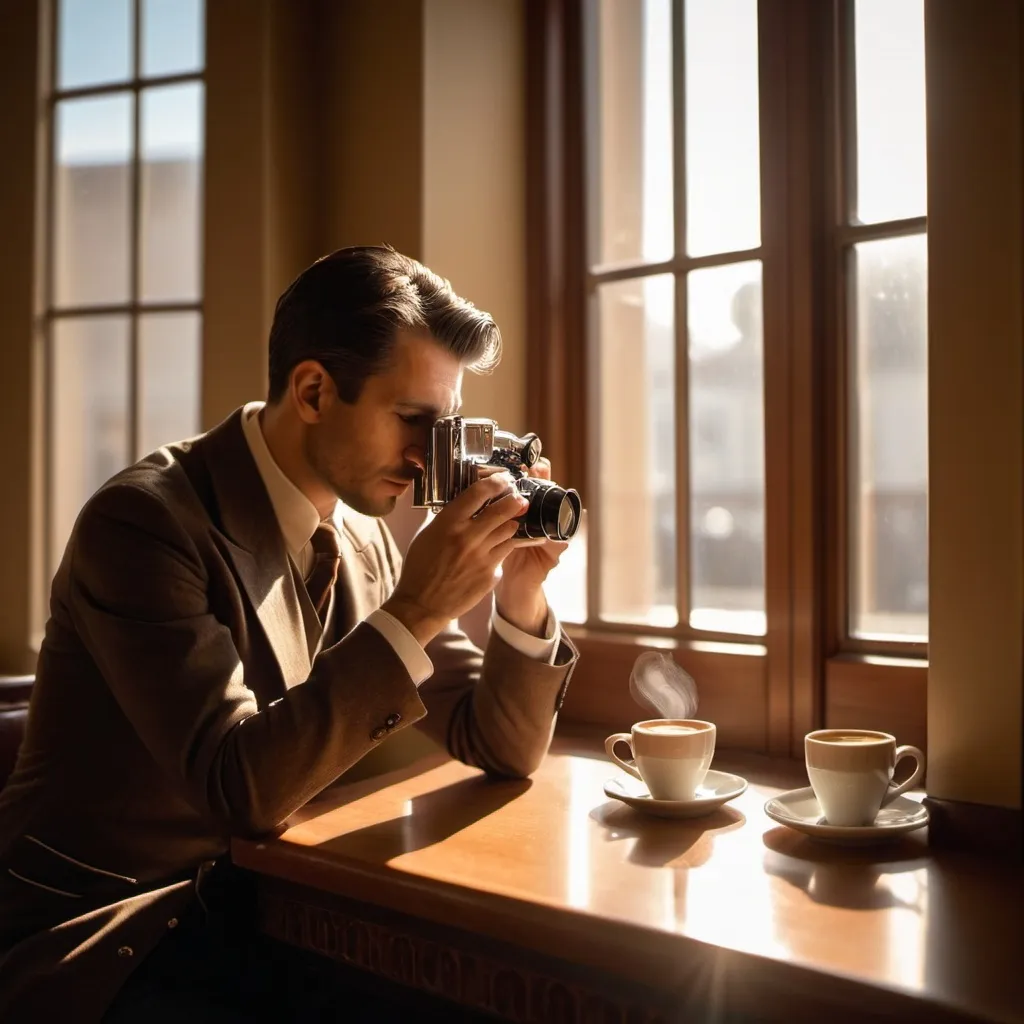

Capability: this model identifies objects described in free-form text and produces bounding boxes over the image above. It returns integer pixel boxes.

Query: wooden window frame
[526,0,926,757]
[40,0,205,590]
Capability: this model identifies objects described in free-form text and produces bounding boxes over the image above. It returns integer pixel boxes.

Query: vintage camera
[412,416,582,541]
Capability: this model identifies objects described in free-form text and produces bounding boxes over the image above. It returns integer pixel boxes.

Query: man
[0,246,578,1020]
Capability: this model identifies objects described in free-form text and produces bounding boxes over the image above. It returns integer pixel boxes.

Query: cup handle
[882,744,926,805]
[604,733,643,782]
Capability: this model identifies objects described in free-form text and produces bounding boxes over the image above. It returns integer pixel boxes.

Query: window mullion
[672,0,691,635]
[128,0,142,462]
[42,0,59,591]
[580,0,601,630]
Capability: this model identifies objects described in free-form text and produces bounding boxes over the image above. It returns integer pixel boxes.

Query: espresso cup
[604,719,716,801]
[805,729,925,827]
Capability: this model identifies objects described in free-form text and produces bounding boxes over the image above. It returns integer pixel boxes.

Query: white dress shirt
[240,402,560,685]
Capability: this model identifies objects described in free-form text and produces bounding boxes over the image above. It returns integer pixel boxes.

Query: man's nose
[403,445,426,472]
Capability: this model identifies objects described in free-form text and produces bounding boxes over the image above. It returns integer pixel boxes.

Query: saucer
[603,770,748,819]
[764,787,929,845]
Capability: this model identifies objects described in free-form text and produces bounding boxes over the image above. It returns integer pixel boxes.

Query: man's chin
[342,492,398,518]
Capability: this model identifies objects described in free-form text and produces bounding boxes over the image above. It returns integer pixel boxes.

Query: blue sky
[57,0,204,162]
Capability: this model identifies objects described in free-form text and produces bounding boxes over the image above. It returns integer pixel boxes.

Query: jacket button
[370,727,386,740]
[167,918,179,929]
[385,713,401,728]
[117,945,134,958]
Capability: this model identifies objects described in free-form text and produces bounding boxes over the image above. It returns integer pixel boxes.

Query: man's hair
[267,245,501,404]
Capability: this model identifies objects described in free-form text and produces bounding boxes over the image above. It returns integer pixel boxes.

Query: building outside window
[42,0,205,602]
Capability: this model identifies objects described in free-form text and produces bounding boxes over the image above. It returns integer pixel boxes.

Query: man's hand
[495,457,569,637]
[383,473,530,647]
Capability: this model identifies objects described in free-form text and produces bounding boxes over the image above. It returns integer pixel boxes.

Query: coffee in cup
[604,719,716,801]
[804,729,925,827]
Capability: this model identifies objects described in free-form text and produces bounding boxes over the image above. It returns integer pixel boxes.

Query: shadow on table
[762,826,930,911]
[311,775,532,860]
[589,802,746,868]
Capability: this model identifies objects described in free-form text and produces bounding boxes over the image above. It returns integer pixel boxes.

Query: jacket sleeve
[377,523,578,779]
[67,482,429,837]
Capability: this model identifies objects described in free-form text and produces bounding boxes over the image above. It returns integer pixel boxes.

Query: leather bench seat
[0,676,33,791]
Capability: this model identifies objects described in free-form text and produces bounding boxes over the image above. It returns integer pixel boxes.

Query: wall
[422,0,526,433]
[203,0,326,425]
[0,1,45,673]
[926,0,1023,809]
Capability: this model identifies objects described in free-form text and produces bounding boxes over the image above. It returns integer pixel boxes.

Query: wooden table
[233,736,1024,1023]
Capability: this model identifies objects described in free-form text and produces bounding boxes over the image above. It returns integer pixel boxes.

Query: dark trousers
[101,900,295,1022]
[101,889,494,1023]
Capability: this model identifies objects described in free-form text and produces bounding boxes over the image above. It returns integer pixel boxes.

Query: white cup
[604,719,716,801]
[805,729,926,827]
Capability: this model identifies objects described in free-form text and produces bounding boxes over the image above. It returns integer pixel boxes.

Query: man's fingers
[437,472,521,522]
[490,535,535,564]
[483,517,524,549]
[528,457,552,481]
[534,540,569,566]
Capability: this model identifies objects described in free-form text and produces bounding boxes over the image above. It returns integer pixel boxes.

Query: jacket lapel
[335,508,386,629]
[190,410,311,690]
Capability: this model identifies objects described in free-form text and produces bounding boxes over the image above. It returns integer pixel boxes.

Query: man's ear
[291,361,328,422]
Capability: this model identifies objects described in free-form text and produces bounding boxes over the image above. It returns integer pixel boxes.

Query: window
[584,0,766,638]
[841,0,928,645]
[42,0,205,588]
[527,0,929,752]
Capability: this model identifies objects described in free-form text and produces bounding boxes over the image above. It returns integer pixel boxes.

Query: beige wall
[321,0,425,261]
[926,0,1023,809]
[203,0,326,425]
[422,0,526,433]
[0,1,44,673]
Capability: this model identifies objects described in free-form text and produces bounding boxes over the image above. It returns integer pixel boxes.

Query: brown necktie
[305,522,342,624]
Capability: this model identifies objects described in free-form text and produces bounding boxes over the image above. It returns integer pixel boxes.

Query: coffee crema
[818,733,886,744]
[644,723,699,735]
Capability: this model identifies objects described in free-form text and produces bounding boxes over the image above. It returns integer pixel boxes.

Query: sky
[56,0,204,163]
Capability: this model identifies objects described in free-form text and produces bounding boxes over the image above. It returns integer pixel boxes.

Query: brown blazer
[0,408,577,1021]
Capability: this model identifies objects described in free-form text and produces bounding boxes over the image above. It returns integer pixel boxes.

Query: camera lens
[515,478,582,540]
[557,492,580,536]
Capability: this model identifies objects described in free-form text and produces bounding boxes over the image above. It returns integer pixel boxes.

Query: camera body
[412,416,581,541]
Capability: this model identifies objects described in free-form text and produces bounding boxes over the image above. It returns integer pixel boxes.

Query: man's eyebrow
[395,401,441,417]
[396,399,462,417]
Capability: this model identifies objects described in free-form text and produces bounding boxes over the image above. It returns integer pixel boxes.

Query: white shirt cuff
[492,603,561,666]
[365,608,434,686]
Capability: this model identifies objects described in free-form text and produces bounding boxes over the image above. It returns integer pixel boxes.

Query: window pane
[588,0,673,267]
[685,0,760,257]
[50,317,130,574]
[596,275,676,625]
[849,236,928,640]
[544,513,588,625]
[141,0,205,78]
[688,262,765,635]
[54,95,133,307]
[138,313,202,456]
[58,0,132,90]
[853,0,926,224]
[140,84,204,302]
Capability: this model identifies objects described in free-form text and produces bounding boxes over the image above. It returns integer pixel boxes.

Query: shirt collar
[241,401,338,562]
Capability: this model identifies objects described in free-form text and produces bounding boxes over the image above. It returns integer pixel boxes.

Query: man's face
[306,330,463,517]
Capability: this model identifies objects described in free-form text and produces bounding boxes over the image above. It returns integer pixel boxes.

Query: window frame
[825,0,928,662]
[40,0,205,590]
[526,0,926,757]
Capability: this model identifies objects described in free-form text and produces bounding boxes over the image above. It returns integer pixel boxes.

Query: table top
[233,735,1024,1023]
